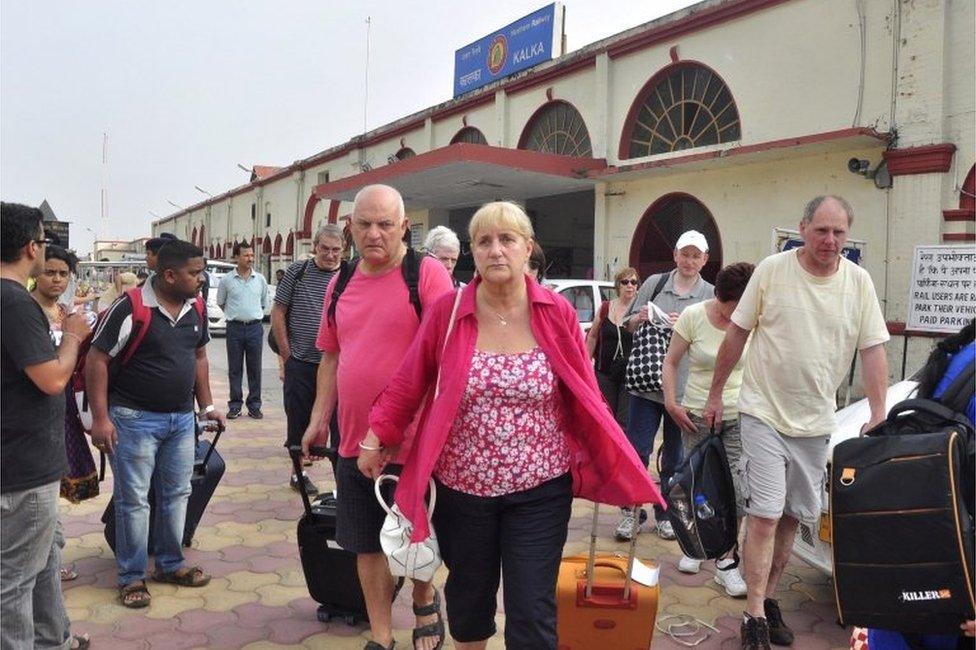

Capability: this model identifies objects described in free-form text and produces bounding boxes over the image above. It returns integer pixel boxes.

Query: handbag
[61,388,99,503]
[625,273,671,393]
[373,288,462,582]
[375,475,441,581]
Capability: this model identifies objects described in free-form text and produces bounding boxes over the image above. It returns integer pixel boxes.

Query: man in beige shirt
[703,196,889,650]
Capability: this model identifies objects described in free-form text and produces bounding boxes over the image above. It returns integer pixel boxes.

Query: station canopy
[310,143,607,210]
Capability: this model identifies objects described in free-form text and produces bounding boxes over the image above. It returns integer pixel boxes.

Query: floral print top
[434,346,571,496]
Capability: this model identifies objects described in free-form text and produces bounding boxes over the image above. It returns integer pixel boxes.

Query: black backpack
[663,426,739,565]
[267,259,312,355]
[831,362,975,635]
[326,248,423,327]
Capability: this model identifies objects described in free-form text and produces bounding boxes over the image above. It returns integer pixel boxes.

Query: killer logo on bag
[898,589,953,603]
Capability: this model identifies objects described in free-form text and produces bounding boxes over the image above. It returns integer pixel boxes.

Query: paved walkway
[62,368,852,649]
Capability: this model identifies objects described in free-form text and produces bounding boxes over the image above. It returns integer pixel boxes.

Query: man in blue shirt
[217,241,269,419]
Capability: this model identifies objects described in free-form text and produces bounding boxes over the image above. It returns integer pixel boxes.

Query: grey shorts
[685,413,746,517]
[335,456,401,554]
[738,413,829,525]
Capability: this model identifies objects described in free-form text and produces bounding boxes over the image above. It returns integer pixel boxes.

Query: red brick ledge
[882,143,956,176]
[943,209,975,222]
[943,232,975,242]
[886,322,946,338]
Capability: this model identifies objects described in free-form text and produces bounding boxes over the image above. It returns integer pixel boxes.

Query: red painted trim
[430,94,494,123]
[301,195,320,239]
[943,209,975,222]
[504,55,596,96]
[617,60,741,160]
[601,127,890,176]
[285,232,294,256]
[628,191,723,281]
[669,45,680,62]
[311,143,607,200]
[882,143,956,176]
[327,199,341,225]
[961,165,975,212]
[943,232,975,242]
[886,322,947,338]
[608,0,790,59]
[517,100,591,151]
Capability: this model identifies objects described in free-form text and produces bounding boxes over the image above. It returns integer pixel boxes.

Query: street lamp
[148,210,161,219]
[166,200,185,210]
[237,163,251,173]
[194,185,213,197]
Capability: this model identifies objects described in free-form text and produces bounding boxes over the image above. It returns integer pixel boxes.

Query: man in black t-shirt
[86,240,225,609]
[1,202,92,650]
[271,224,343,494]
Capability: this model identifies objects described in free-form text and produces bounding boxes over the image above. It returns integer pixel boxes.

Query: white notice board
[907,245,976,333]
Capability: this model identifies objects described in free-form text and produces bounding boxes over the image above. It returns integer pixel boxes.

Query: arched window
[518,101,592,157]
[198,225,206,247]
[629,193,722,283]
[262,235,272,255]
[285,232,294,256]
[273,233,282,255]
[450,127,488,145]
[621,63,741,159]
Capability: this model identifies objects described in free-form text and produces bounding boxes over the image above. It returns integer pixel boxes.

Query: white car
[790,378,920,575]
[544,280,616,333]
[207,301,227,336]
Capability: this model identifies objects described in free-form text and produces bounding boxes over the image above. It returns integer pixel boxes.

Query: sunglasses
[619,279,639,286]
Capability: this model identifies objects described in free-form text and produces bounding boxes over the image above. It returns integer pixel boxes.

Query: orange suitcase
[556,504,659,650]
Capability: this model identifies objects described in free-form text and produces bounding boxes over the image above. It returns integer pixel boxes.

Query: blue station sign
[453,3,564,98]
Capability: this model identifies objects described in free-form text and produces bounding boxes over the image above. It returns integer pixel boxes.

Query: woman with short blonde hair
[360,200,661,649]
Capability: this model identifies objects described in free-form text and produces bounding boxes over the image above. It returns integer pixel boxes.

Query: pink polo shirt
[316,255,453,459]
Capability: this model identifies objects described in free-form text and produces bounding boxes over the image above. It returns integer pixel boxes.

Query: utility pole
[100,133,109,240]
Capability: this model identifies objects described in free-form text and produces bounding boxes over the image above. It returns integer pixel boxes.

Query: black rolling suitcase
[103,420,225,553]
[831,398,975,634]
[287,445,401,625]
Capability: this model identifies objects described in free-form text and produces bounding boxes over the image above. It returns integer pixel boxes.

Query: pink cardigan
[369,275,665,542]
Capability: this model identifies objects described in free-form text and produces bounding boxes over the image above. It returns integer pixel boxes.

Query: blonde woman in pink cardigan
[359,201,662,650]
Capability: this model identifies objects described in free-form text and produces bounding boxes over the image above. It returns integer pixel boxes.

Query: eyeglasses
[619,279,639,286]
[33,237,54,247]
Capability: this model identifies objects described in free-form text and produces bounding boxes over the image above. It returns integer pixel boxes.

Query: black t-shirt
[1,278,67,493]
[91,281,209,413]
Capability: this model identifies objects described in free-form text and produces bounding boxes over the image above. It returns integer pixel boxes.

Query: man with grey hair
[272,223,344,494]
[302,184,453,650]
[703,195,889,649]
[423,225,463,287]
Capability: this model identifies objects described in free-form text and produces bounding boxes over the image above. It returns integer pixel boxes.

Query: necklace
[493,311,509,326]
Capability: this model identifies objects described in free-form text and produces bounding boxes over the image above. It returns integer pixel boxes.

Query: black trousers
[226,321,263,412]
[432,473,572,649]
[282,356,339,451]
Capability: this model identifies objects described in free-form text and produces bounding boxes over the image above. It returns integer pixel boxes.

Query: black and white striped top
[274,258,337,363]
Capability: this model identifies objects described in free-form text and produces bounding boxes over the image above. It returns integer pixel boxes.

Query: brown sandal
[119,581,151,608]
[151,565,211,587]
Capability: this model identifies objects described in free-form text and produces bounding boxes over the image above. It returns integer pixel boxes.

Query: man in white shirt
[703,196,889,649]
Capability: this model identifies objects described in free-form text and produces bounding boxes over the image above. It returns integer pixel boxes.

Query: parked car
[207,301,227,337]
[790,378,920,575]
[205,260,274,327]
[544,279,616,333]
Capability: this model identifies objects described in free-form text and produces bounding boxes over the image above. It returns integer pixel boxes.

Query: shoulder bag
[625,273,671,393]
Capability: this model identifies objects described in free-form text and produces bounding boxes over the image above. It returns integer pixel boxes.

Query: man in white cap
[616,230,714,542]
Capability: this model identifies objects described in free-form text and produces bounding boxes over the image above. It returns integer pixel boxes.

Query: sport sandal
[151,565,211,587]
[412,587,445,650]
[119,580,151,608]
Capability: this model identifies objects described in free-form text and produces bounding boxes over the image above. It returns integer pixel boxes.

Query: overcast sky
[2,1,696,255]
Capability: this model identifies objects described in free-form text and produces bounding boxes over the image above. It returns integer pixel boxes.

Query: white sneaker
[677,555,702,574]
[654,519,676,540]
[714,558,748,598]
[614,510,640,541]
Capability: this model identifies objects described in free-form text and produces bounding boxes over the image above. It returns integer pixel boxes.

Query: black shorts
[335,455,401,554]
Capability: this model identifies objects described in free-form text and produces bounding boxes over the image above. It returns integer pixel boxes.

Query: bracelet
[200,404,215,414]
[358,441,383,452]
[62,331,83,344]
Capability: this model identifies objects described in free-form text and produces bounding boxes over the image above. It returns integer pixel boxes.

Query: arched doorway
[629,192,722,282]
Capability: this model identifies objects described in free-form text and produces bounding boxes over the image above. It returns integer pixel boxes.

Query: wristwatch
[200,404,215,414]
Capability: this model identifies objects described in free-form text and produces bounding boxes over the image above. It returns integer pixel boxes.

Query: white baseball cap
[675,230,709,252]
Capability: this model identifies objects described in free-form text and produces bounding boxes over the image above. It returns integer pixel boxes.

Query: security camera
[848,158,871,175]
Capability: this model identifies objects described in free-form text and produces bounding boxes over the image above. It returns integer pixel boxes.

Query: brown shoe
[151,565,211,587]
[119,581,151,608]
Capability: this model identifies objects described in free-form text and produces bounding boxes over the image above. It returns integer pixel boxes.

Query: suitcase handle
[585,502,642,601]
[287,445,315,516]
[197,419,224,470]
